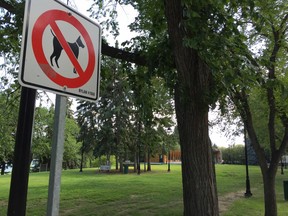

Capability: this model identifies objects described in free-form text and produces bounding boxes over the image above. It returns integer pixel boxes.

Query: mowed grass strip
[0,164,288,215]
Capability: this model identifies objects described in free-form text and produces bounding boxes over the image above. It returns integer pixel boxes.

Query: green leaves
[0,87,19,165]
[89,0,120,38]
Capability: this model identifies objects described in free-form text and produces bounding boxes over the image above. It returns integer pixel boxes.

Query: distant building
[150,148,222,164]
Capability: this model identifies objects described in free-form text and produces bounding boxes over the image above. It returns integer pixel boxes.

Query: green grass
[0,164,287,215]
[220,165,288,216]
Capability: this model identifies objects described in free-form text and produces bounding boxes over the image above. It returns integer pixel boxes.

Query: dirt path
[218,190,245,214]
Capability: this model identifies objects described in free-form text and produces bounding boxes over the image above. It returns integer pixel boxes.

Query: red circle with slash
[32,10,95,88]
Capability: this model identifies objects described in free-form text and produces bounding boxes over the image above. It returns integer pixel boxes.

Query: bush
[220,145,245,164]
[90,156,116,167]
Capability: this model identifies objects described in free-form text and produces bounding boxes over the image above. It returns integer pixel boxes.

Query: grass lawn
[0,164,287,215]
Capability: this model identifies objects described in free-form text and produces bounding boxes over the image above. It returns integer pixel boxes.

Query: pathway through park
[219,190,245,214]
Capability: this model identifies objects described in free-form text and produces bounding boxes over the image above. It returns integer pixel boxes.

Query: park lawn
[0,164,287,215]
[221,165,288,216]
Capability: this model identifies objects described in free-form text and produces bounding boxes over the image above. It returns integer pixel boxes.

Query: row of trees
[220,145,246,165]
[32,102,81,169]
[0,63,178,174]
[220,144,259,165]
[0,83,19,175]
[0,54,178,175]
[90,1,288,215]
[1,0,288,215]
[0,86,82,172]
[76,55,177,172]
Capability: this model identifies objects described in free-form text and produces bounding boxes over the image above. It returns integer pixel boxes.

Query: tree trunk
[260,162,279,216]
[261,166,278,216]
[1,161,5,175]
[147,149,151,171]
[116,155,119,170]
[175,83,218,216]
[119,153,123,173]
[165,1,219,215]
[79,148,84,172]
[232,86,288,216]
[134,152,137,173]
[144,151,147,172]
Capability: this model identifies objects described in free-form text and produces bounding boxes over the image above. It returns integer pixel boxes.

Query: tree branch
[280,13,288,33]
[230,87,268,170]
[101,43,147,66]
[0,0,15,13]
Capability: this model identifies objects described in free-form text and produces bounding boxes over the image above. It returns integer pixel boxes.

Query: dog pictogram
[30,9,98,90]
[50,29,85,73]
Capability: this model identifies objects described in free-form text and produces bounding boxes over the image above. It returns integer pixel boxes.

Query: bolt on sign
[19,0,101,101]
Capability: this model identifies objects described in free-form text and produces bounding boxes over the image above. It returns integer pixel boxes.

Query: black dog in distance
[50,29,85,73]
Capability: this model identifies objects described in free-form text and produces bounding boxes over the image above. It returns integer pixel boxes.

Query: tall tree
[89,1,287,215]
[90,0,219,214]
[201,1,288,215]
[63,116,81,169]
[32,104,81,168]
[77,55,135,169]
[223,2,287,215]
[164,2,218,215]
[32,106,54,164]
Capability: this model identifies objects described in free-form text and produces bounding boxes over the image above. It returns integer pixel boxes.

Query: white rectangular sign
[19,0,101,101]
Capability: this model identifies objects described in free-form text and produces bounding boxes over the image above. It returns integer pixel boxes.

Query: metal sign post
[47,95,67,216]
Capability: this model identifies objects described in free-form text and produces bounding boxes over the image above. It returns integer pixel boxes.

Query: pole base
[244,191,252,197]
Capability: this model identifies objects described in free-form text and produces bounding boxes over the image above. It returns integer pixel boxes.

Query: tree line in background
[219,144,260,165]
[77,54,178,172]
[220,145,246,165]
[0,53,178,174]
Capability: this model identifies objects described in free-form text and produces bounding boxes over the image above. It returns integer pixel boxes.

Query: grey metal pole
[47,95,67,216]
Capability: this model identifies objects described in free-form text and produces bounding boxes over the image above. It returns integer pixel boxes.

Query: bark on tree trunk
[79,148,84,172]
[119,159,123,173]
[175,83,218,216]
[261,167,278,216]
[263,174,277,216]
[118,154,124,173]
[134,152,137,173]
[165,1,219,215]
[144,151,147,172]
[147,149,151,171]
[116,155,119,170]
